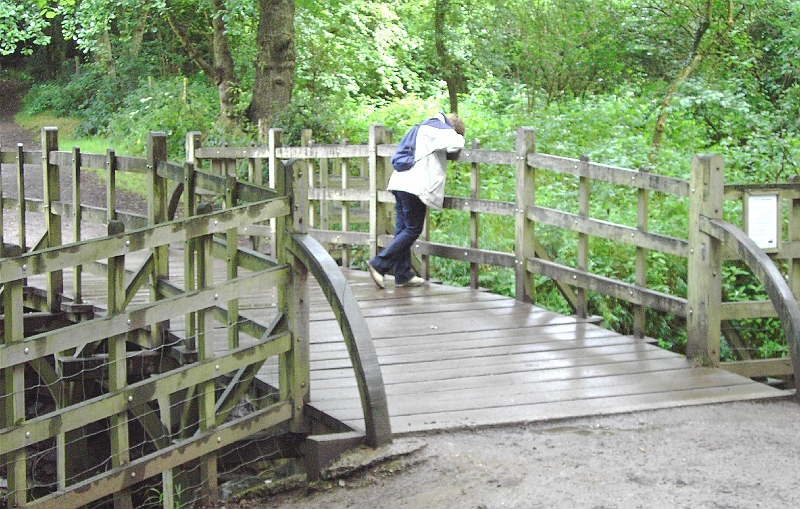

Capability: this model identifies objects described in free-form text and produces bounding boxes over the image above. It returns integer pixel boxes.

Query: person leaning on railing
[366,111,466,288]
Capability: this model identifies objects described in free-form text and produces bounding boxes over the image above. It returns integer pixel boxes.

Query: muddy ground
[3,79,800,509]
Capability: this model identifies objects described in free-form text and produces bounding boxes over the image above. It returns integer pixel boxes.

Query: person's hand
[446,148,461,160]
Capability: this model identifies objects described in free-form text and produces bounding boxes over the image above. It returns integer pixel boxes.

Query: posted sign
[745,193,779,251]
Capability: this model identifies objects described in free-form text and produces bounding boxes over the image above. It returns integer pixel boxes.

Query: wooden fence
[1,130,390,509]
[2,123,799,508]
[187,124,800,382]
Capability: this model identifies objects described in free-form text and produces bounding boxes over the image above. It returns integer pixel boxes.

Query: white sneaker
[397,276,425,287]
[366,262,385,289]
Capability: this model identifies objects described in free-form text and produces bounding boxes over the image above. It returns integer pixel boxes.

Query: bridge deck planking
[29,254,789,436]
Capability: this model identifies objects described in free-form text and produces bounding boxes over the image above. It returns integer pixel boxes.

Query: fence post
[269,128,283,256]
[106,220,133,509]
[634,166,651,339]
[515,127,537,303]
[469,139,481,290]
[16,143,26,252]
[686,154,724,365]
[106,148,117,222]
[194,201,218,505]
[276,159,311,433]
[147,131,169,345]
[2,267,26,508]
[369,124,391,260]
[42,127,64,311]
[576,154,590,317]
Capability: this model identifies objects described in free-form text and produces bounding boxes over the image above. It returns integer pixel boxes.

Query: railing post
[106,148,117,222]
[276,159,311,433]
[106,220,133,509]
[515,127,537,303]
[194,201,218,505]
[469,139,481,290]
[340,139,351,268]
[686,154,724,365]
[634,166,651,339]
[42,127,64,311]
[576,154,590,317]
[790,175,800,311]
[72,146,83,302]
[16,143,26,253]
[369,124,390,260]
[147,131,170,345]
[269,128,283,256]
[2,264,26,508]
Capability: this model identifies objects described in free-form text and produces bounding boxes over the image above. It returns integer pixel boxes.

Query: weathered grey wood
[469,139,482,289]
[369,125,388,260]
[42,128,63,311]
[2,278,26,507]
[312,229,369,246]
[527,205,689,257]
[0,267,288,369]
[16,143,26,252]
[1,198,289,284]
[577,154,590,317]
[686,154,724,364]
[528,257,688,317]
[288,234,392,447]
[515,127,536,303]
[528,152,691,197]
[23,401,293,509]
[721,358,794,378]
[634,166,650,339]
[701,216,800,388]
[442,196,515,216]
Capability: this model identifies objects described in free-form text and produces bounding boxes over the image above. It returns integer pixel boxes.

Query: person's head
[446,113,466,136]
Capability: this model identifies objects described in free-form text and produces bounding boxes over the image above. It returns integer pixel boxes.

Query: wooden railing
[186,125,799,384]
[1,130,390,509]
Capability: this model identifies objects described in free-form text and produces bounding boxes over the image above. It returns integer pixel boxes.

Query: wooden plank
[527,153,691,197]
[314,367,765,416]
[527,204,689,257]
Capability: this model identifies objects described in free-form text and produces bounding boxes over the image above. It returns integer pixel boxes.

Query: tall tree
[433,0,465,113]
[247,0,296,126]
[165,0,242,121]
[648,0,741,163]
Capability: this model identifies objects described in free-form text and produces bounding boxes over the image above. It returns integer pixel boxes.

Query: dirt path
[225,399,800,509]
[1,78,145,244]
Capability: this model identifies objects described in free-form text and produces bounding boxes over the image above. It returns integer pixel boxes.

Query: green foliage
[105,77,218,159]
[0,0,51,55]
[11,0,800,362]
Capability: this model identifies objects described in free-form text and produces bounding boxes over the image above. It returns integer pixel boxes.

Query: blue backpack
[390,117,452,172]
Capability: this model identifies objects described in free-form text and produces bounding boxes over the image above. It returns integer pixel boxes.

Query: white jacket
[386,112,465,210]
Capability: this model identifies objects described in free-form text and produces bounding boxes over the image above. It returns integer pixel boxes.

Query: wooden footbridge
[2,127,798,509]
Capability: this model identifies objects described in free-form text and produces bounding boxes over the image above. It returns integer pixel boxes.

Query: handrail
[287,232,392,447]
[700,217,800,382]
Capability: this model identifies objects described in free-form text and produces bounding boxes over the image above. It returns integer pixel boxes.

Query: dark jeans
[368,190,426,284]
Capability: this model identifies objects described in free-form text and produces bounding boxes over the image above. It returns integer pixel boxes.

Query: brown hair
[447,113,466,136]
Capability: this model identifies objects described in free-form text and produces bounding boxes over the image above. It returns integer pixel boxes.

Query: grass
[14,111,148,196]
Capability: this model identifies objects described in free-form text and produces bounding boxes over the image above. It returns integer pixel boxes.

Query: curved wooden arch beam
[701,217,800,387]
[288,233,393,446]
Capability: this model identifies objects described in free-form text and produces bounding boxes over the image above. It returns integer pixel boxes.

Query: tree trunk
[247,0,296,127]
[210,0,240,122]
[434,0,463,114]
[165,0,240,121]
[649,0,714,164]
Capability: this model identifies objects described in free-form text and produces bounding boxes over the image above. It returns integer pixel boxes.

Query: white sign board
[746,194,779,250]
